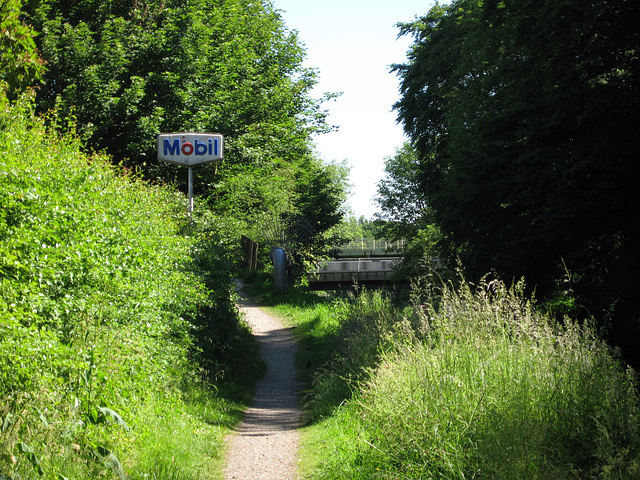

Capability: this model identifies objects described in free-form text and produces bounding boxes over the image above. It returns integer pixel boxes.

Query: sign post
[157,132,224,219]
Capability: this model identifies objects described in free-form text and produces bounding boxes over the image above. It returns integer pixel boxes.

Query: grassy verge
[0,96,263,479]
[245,274,640,479]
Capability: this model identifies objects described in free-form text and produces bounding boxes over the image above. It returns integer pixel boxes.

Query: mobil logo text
[157,133,224,166]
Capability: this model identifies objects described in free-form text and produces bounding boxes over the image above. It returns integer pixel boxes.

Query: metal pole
[188,166,194,220]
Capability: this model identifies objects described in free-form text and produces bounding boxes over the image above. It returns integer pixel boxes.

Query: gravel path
[223,287,303,480]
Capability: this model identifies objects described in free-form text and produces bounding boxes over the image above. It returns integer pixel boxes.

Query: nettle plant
[0,97,208,478]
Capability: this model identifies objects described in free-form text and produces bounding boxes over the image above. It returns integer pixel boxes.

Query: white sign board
[157,133,223,166]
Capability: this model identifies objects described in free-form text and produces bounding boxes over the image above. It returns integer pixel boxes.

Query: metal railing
[336,238,406,257]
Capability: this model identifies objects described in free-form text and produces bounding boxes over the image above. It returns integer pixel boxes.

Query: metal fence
[337,238,406,257]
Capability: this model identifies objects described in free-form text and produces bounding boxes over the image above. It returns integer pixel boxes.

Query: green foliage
[375,142,428,230]
[374,142,448,280]
[224,157,351,265]
[253,284,413,422]
[23,0,350,264]
[28,0,327,165]
[187,211,266,401]
[125,388,243,480]
[257,289,343,390]
[0,97,259,479]
[295,159,350,229]
[298,278,640,479]
[393,0,640,364]
[393,224,448,281]
[23,0,345,243]
[0,0,45,103]
[302,290,408,420]
[330,216,386,241]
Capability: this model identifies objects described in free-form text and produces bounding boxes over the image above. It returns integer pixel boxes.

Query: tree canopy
[393,0,640,361]
[27,0,329,163]
[22,0,347,253]
[375,142,428,229]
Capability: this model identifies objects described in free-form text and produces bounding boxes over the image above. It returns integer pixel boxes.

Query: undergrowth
[242,272,407,420]
[0,96,262,479]
[270,276,640,478]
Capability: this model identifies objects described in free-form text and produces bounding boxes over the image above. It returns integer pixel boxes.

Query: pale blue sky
[272,0,436,218]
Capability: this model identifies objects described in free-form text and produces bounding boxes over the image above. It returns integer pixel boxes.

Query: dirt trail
[223,287,303,480]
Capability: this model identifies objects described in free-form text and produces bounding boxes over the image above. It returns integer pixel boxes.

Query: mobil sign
[157,132,224,166]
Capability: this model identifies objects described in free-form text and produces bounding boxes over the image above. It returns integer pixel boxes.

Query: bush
[303,288,420,420]
[0,96,255,479]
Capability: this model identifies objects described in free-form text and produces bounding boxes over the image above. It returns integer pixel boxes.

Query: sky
[272,0,435,219]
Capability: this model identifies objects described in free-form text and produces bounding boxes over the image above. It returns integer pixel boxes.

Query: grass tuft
[293,277,640,479]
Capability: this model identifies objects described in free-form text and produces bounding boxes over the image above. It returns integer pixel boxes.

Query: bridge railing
[336,238,406,257]
[318,257,399,273]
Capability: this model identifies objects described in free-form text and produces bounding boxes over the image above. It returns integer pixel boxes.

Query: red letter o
[181,142,194,155]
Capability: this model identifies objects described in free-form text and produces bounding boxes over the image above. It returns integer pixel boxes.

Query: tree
[23,0,346,248]
[294,158,350,243]
[375,142,445,279]
[394,0,640,362]
[27,0,330,164]
[375,142,428,229]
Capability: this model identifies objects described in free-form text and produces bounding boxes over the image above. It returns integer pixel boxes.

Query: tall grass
[0,96,261,479]
[302,278,640,479]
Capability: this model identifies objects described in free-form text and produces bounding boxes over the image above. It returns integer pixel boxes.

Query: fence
[337,238,406,257]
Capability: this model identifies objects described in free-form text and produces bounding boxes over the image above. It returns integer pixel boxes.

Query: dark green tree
[375,142,445,278]
[375,142,428,231]
[394,0,640,362]
[23,0,346,248]
[294,158,350,242]
[27,0,330,164]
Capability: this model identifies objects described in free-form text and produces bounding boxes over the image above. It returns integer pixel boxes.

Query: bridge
[241,235,407,290]
[307,239,406,290]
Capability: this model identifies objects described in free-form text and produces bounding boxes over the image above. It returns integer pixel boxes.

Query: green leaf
[37,409,50,429]
[87,407,100,425]
[17,442,43,476]
[1,413,14,433]
[18,441,33,454]
[97,406,130,431]
[95,446,128,480]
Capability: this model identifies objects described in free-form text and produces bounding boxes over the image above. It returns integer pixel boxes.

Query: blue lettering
[163,139,180,156]
[195,138,207,155]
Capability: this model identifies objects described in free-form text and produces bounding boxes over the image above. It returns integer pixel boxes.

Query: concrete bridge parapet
[307,256,402,286]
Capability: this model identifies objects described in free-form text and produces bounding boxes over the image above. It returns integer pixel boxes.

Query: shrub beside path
[223,284,303,479]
